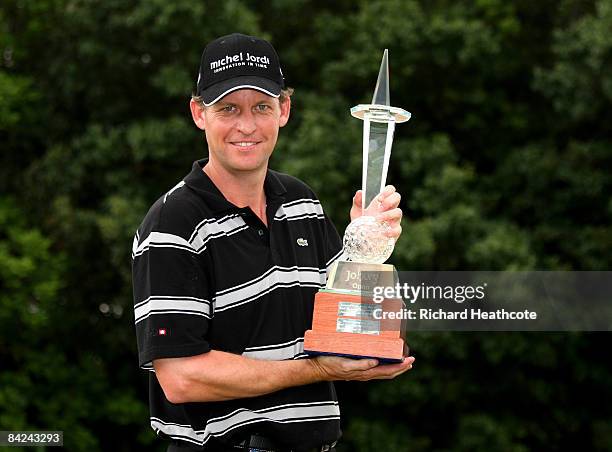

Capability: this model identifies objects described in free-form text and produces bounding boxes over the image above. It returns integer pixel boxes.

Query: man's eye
[220,105,236,112]
[256,104,270,112]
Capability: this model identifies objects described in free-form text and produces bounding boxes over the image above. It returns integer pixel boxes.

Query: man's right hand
[309,355,415,382]
[154,350,414,404]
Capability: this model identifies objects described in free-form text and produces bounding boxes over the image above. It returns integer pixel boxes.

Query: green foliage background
[1,0,611,450]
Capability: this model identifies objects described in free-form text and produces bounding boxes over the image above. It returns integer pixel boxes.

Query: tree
[1,0,611,450]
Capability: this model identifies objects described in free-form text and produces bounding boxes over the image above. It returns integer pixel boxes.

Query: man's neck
[203,159,268,224]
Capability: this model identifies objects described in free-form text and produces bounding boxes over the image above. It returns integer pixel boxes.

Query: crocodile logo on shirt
[297,238,308,247]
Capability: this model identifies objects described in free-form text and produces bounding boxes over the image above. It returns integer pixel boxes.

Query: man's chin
[229,158,269,173]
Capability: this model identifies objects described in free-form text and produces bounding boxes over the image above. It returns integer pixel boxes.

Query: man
[132,33,414,452]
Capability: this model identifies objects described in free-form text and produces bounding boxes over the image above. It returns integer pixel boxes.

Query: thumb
[353,190,363,208]
[347,358,379,371]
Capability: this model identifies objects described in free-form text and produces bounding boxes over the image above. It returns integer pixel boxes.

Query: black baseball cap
[195,33,285,105]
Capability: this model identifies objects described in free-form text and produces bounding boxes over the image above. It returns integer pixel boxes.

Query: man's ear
[190,99,206,130]
[279,97,291,128]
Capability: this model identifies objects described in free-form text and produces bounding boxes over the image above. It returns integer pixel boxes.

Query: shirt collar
[183,159,287,213]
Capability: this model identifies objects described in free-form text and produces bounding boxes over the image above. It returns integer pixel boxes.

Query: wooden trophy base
[304,290,407,363]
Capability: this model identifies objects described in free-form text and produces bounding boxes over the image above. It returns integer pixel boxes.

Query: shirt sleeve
[132,201,212,369]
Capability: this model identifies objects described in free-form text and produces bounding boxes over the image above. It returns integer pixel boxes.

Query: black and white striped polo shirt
[132,159,345,449]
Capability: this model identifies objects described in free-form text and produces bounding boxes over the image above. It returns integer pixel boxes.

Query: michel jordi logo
[210,52,270,73]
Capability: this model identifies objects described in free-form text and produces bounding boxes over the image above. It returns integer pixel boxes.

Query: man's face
[192,89,290,174]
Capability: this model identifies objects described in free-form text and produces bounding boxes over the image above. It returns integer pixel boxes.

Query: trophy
[304,50,411,362]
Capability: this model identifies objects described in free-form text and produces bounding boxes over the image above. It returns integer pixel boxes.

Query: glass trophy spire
[371,49,390,106]
[350,50,411,213]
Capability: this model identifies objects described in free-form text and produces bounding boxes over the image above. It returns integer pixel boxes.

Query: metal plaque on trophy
[304,50,411,362]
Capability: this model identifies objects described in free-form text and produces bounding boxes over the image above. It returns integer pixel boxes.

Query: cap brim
[202,76,282,106]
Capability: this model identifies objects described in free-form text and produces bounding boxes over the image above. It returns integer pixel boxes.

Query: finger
[376,208,402,224]
[402,356,416,366]
[372,357,414,379]
[378,185,397,199]
[379,192,401,211]
[363,365,409,380]
[352,190,363,208]
[384,224,402,239]
[350,356,414,381]
[392,361,414,377]
[363,187,397,212]
[338,358,379,372]
[400,356,415,370]
[396,356,415,374]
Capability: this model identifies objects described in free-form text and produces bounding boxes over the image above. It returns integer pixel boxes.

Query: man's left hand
[349,185,403,240]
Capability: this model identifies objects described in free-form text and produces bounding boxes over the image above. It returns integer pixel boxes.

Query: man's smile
[229,141,262,150]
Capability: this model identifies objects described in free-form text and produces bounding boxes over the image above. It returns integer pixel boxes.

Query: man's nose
[236,111,257,135]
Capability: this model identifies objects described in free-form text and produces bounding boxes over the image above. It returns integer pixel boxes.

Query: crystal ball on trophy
[343,215,395,264]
